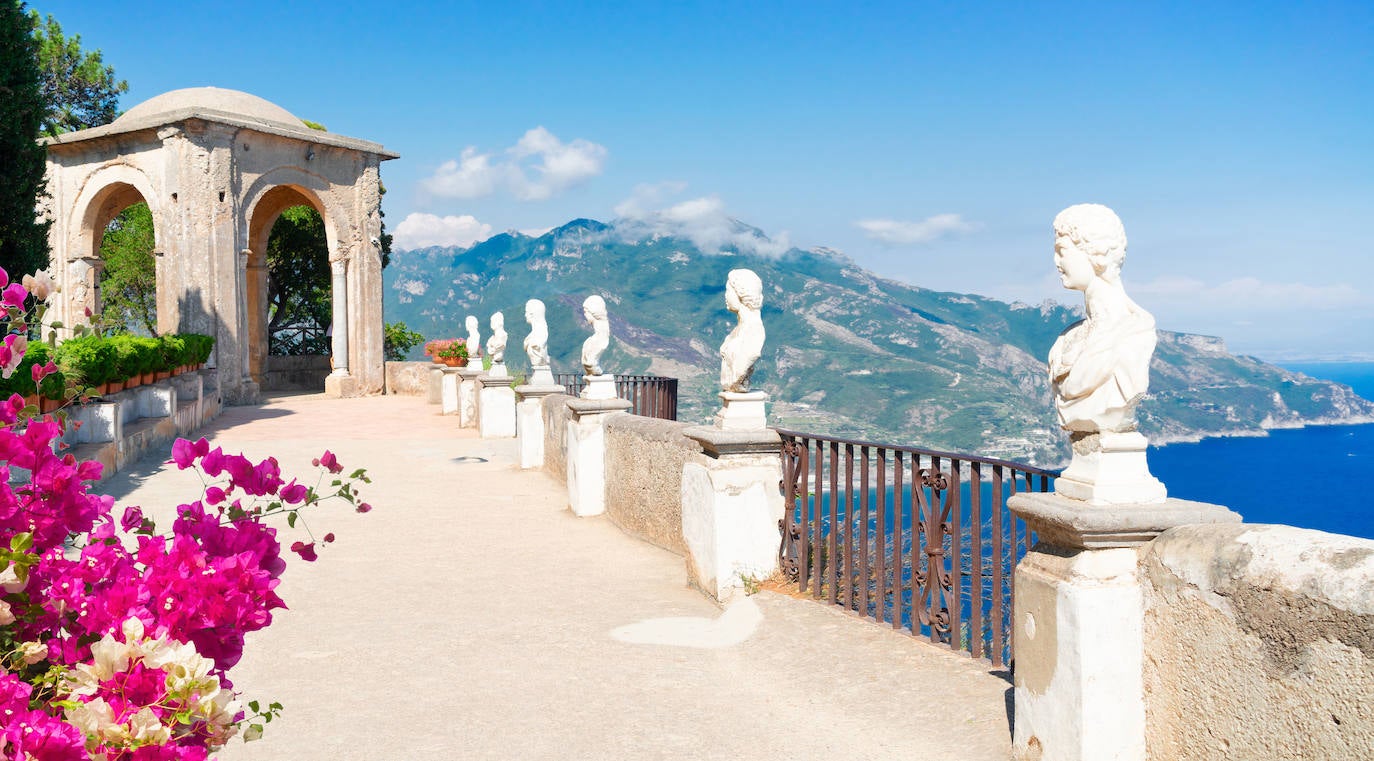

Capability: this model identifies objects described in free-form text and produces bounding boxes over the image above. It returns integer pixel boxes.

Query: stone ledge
[515,383,567,399]
[682,426,781,458]
[1009,491,1241,550]
[566,398,633,417]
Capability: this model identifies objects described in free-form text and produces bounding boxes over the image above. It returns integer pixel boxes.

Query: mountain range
[383,218,1374,467]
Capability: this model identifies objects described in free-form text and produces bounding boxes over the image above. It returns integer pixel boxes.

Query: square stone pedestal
[515,384,566,469]
[1056,431,1167,505]
[1008,491,1240,761]
[714,391,769,431]
[457,367,484,428]
[680,426,783,602]
[478,375,516,438]
[529,365,556,387]
[324,372,358,398]
[565,397,632,517]
[581,373,616,400]
[439,367,462,415]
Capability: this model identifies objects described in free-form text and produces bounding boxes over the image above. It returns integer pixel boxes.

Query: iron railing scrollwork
[775,428,1057,667]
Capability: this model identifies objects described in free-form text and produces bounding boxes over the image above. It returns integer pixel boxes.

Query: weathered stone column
[565,397,632,516]
[324,259,358,398]
[681,416,783,603]
[515,382,566,469]
[456,365,483,428]
[427,365,443,405]
[478,375,516,438]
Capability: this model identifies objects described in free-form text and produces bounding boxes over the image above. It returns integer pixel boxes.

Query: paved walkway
[101,394,1012,760]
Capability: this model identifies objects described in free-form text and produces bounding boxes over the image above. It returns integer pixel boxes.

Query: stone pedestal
[565,397,632,517]
[1057,431,1166,505]
[714,390,768,431]
[427,365,443,405]
[324,372,358,399]
[478,375,516,439]
[486,362,508,379]
[1009,491,1240,761]
[457,367,483,428]
[439,367,462,415]
[529,364,556,387]
[515,384,565,469]
[581,373,616,400]
[680,427,784,602]
[66,401,121,445]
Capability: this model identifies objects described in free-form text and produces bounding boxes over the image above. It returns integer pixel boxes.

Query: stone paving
[99,393,1012,760]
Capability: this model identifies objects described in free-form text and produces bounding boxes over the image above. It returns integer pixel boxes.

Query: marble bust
[1047,203,1156,435]
[580,295,610,376]
[487,312,507,365]
[523,299,549,367]
[719,269,765,393]
[464,315,481,359]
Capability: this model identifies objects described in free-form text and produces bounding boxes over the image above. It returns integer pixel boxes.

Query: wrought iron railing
[775,429,1057,667]
[269,324,329,356]
[554,373,678,421]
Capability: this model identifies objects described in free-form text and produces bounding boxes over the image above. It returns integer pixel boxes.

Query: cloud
[420,127,607,202]
[856,214,974,245]
[611,184,791,256]
[1133,276,1364,311]
[393,213,494,249]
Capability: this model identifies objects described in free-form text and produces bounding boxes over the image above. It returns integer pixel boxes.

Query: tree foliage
[28,8,127,135]
[98,201,157,334]
[267,205,331,355]
[383,321,423,361]
[0,1,51,278]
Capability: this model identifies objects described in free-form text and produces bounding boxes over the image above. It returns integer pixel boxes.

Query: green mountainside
[384,219,1374,467]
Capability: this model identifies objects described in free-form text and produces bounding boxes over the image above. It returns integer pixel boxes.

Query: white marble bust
[464,315,481,359]
[523,299,549,367]
[580,294,610,376]
[487,312,507,364]
[719,268,765,393]
[1047,204,1156,434]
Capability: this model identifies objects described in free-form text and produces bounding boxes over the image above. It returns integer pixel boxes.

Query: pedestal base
[1013,546,1146,761]
[427,366,443,404]
[439,368,462,415]
[1056,431,1166,505]
[581,374,616,400]
[515,384,567,469]
[457,368,483,428]
[681,427,784,602]
[487,362,509,379]
[565,397,632,517]
[529,365,556,387]
[478,376,516,438]
[323,373,357,399]
[714,391,769,431]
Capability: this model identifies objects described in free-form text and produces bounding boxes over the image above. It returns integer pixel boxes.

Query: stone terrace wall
[1141,523,1374,760]
[385,361,430,396]
[604,415,701,555]
[541,393,574,483]
[264,354,330,391]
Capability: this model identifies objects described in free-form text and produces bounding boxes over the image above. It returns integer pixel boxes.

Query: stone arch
[242,176,341,389]
[64,164,162,322]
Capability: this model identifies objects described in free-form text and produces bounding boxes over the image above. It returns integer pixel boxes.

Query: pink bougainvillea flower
[31,360,56,384]
[0,282,26,309]
[120,505,144,532]
[356,502,373,514]
[289,541,318,562]
[0,334,24,379]
[313,450,343,474]
[323,532,335,544]
[170,437,210,469]
[279,480,308,505]
[21,270,54,301]
[205,485,227,505]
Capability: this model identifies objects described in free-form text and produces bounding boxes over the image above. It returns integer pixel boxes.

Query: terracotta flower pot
[108,379,125,393]
[141,371,155,385]
[155,370,171,382]
[40,396,61,413]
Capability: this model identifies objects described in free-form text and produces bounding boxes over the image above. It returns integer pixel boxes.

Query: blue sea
[1148,362,1374,540]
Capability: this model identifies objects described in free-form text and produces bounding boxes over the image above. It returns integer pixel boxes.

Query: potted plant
[437,338,469,367]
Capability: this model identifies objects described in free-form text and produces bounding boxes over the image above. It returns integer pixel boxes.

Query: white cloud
[393,213,494,249]
[856,214,974,245]
[1133,276,1364,311]
[611,184,791,256]
[420,127,607,202]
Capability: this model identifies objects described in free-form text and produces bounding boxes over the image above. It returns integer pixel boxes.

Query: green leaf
[10,533,33,553]
[287,512,297,528]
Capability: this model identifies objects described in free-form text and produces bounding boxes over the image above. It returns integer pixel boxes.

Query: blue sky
[38,1,1374,359]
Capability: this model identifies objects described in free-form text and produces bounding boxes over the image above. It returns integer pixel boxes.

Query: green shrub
[54,335,116,388]
[131,336,161,375]
[105,334,140,382]
[182,333,214,365]
[158,335,186,371]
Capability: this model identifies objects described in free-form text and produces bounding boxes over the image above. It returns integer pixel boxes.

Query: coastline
[1150,413,1374,448]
